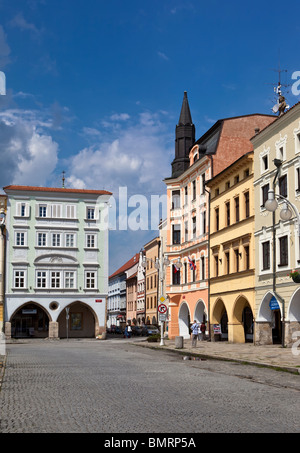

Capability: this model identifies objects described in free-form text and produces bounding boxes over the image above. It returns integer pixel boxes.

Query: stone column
[48,322,59,339]
[5,322,11,340]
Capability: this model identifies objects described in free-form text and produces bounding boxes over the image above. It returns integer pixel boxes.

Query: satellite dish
[272,103,279,113]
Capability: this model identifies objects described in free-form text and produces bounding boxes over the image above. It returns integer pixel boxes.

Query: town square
[0,0,300,437]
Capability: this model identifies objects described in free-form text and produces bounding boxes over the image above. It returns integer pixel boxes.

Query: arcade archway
[10,302,50,338]
[178,302,191,339]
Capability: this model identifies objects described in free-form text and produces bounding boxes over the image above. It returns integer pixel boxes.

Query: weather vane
[62,171,66,189]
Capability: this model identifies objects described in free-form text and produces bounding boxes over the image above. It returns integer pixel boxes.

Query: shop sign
[22,309,37,315]
[269,296,280,311]
[213,324,221,334]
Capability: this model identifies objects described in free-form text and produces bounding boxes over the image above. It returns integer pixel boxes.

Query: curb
[0,355,7,391]
[133,342,300,375]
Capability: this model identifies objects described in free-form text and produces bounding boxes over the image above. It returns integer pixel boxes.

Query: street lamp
[141,252,182,346]
[265,189,300,235]
[265,186,300,348]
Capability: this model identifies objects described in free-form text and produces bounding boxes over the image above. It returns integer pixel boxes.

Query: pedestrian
[127,324,132,338]
[191,320,199,348]
[200,321,206,341]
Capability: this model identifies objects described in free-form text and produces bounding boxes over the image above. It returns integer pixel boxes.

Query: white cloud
[157,51,169,61]
[9,13,41,35]
[0,109,59,187]
[67,110,173,196]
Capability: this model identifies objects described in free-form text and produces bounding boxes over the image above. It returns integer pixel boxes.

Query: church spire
[171,91,195,178]
[178,91,193,126]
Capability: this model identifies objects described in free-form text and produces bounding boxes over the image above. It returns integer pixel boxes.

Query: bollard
[175,336,184,349]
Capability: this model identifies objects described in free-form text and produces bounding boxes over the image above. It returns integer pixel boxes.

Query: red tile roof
[3,185,112,196]
[109,253,140,279]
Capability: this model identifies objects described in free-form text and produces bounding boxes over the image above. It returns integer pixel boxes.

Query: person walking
[199,321,206,341]
[191,320,199,348]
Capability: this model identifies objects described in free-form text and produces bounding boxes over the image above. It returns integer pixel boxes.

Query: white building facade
[4,185,111,339]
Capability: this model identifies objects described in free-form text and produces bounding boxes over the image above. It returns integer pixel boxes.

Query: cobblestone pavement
[138,338,300,374]
[0,339,299,433]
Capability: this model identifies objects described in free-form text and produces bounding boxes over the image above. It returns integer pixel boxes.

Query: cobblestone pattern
[0,340,299,433]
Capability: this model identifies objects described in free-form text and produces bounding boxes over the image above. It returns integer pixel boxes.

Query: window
[172,190,180,209]
[201,174,206,195]
[262,241,270,271]
[234,175,239,184]
[201,256,205,280]
[66,205,76,219]
[86,271,96,289]
[87,207,95,220]
[51,204,62,218]
[279,236,288,267]
[202,211,206,235]
[244,192,250,218]
[215,208,219,231]
[172,265,181,285]
[16,202,29,217]
[51,271,61,288]
[14,270,25,288]
[296,168,300,192]
[192,217,196,239]
[235,197,240,222]
[244,168,250,178]
[38,233,47,247]
[39,205,47,217]
[86,234,96,248]
[21,204,26,217]
[262,155,268,171]
[37,271,47,288]
[191,260,196,282]
[234,249,239,273]
[172,224,181,245]
[52,233,61,247]
[244,245,250,270]
[225,252,230,274]
[226,202,230,226]
[192,181,196,200]
[279,175,287,198]
[262,184,269,207]
[66,234,75,248]
[225,181,230,189]
[184,262,188,283]
[184,186,188,205]
[65,272,75,289]
[184,221,189,242]
[214,255,219,277]
[16,232,25,246]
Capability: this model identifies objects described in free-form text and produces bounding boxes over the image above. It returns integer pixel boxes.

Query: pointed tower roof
[178,91,193,126]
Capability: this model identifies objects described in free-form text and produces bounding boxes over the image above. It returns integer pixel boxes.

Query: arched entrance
[178,302,191,339]
[256,292,282,345]
[10,303,50,338]
[194,300,207,324]
[58,302,97,338]
[232,296,254,343]
[211,299,228,341]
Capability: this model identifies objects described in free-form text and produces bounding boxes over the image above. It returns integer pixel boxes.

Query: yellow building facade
[144,237,160,325]
[207,152,255,343]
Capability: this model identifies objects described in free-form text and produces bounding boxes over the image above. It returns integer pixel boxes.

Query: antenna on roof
[270,52,290,116]
[62,171,66,189]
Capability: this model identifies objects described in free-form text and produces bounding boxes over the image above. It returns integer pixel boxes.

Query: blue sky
[0,0,299,273]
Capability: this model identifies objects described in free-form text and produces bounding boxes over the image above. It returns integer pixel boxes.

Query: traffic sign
[159,313,167,322]
[159,296,166,303]
[158,304,167,314]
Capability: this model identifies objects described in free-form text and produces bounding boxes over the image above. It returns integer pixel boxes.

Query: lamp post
[0,208,6,335]
[141,251,182,346]
[265,182,300,347]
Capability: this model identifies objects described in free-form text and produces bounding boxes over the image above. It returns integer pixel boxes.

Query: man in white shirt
[191,320,199,348]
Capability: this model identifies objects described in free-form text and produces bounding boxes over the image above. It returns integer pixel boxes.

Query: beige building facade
[207,152,255,343]
[252,103,300,346]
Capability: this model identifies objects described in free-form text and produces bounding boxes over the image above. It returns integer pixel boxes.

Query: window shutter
[16,203,21,216]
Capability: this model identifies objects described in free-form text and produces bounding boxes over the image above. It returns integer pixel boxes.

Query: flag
[188,257,196,270]
[174,263,180,273]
